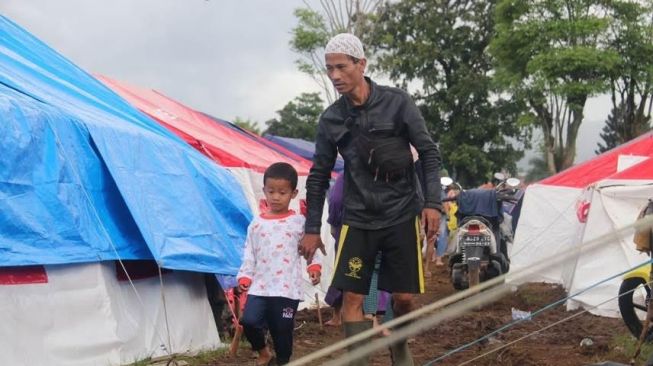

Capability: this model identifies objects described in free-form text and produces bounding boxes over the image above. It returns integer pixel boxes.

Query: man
[299,33,442,366]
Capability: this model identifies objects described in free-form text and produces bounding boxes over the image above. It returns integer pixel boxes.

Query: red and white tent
[511,132,653,316]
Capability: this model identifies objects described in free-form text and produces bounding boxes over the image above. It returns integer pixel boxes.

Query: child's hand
[309,271,321,285]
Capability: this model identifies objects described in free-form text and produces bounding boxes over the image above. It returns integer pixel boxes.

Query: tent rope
[286,214,653,366]
[424,259,653,365]
[43,113,174,357]
[158,265,177,364]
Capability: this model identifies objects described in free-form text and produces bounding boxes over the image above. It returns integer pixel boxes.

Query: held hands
[238,283,249,293]
[299,233,327,263]
[309,271,321,286]
[421,208,441,243]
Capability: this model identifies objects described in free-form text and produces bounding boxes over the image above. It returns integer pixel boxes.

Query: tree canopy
[603,0,653,149]
[491,0,620,174]
[264,92,324,141]
[368,0,529,187]
[232,117,261,135]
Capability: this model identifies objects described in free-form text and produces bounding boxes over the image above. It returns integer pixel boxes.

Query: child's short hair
[264,162,298,190]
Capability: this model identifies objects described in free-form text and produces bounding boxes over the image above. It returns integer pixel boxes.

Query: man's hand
[309,271,321,285]
[421,208,441,243]
[299,233,326,263]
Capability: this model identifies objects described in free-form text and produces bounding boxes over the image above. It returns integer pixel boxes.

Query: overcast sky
[2,0,610,167]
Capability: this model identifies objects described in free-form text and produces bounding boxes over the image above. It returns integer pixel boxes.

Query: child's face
[263,178,298,214]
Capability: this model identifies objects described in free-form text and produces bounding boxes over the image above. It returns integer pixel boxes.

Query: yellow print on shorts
[345,257,363,279]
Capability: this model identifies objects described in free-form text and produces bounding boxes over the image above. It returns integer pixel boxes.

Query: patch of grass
[600,332,653,363]
[178,347,230,366]
[517,289,548,307]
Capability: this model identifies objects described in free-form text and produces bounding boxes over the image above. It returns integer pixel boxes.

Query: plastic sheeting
[97,75,313,175]
[0,262,220,365]
[0,16,252,274]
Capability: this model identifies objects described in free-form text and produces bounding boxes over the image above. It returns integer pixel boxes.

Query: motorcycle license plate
[461,235,491,246]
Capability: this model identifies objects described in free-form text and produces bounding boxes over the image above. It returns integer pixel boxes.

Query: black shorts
[331,217,425,294]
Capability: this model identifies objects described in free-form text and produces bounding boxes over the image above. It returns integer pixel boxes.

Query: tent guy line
[456,278,653,366]
[425,258,653,365]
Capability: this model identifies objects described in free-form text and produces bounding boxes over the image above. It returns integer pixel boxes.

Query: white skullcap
[325,33,365,59]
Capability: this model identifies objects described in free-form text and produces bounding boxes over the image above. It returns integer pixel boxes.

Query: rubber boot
[389,339,414,366]
[343,320,373,366]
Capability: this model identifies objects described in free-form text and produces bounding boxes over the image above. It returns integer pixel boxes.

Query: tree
[232,117,261,135]
[604,0,653,148]
[525,146,552,183]
[290,0,382,103]
[368,0,530,187]
[491,0,619,174]
[264,92,324,141]
[596,102,626,154]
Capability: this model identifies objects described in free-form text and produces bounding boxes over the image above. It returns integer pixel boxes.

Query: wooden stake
[315,293,323,328]
[229,292,244,357]
[229,325,243,356]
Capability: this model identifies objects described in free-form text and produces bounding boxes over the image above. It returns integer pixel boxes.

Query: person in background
[324,174,345,326]
[238,162,322,366]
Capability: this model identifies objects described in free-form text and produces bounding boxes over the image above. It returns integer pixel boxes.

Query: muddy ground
[204,263,643,366]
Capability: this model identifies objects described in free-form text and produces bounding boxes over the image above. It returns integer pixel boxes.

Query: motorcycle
[618,199,653,342]
[443,174,521,290]
[619,264,653,342]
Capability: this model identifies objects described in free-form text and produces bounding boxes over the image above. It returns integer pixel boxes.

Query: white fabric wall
[509,184,584,285]
[0,262,219,366]
[566,180,653,317]
[228,168,335,309]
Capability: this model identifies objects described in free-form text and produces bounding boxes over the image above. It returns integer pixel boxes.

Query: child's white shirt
[237,211,321,301]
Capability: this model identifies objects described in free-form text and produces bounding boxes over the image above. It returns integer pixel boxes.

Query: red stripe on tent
[0,266,48,285]
[115,260,171,282]
[96,75,313,175]
[540,133,653,188]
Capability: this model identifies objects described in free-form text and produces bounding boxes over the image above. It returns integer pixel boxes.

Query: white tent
[565,174,653,316]
[0,263,219,365]
[510,133,653,317]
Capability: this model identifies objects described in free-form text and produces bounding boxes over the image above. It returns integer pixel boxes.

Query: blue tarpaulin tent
[0,16,252,275]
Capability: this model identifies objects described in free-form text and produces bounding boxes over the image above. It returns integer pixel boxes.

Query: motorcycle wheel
[468,265,480,288]
[618,277,653,342]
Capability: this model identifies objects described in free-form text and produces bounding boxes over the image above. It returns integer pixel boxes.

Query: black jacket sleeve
[402,94,443,212]
[305,120,337,234]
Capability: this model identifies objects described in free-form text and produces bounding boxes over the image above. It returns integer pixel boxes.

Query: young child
[237,162,322,366]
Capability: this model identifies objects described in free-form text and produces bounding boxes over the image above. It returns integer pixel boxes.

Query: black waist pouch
[356,130,413,181]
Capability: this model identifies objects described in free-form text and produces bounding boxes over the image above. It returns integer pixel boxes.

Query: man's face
[325,53,366,95]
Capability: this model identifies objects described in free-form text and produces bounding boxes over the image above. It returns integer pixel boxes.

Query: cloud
[1,0,317,125]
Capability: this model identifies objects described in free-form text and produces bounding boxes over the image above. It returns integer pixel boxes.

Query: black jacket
[305,78,442,233]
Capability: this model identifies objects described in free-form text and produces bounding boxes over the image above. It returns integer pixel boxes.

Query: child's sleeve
[236,224,256,287]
